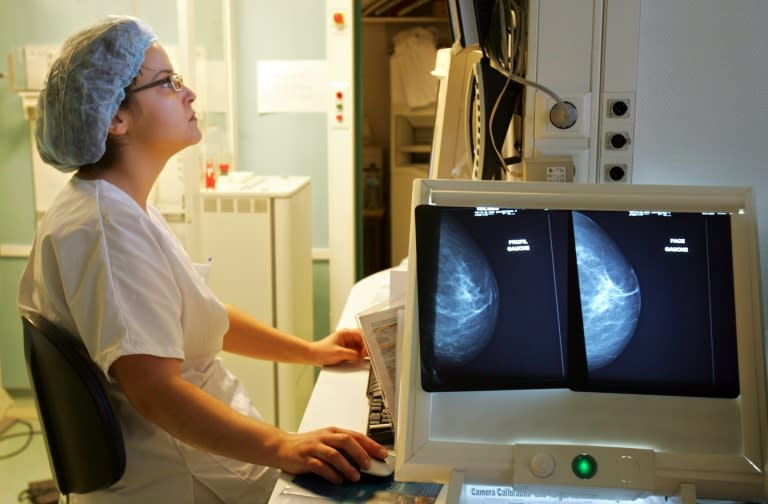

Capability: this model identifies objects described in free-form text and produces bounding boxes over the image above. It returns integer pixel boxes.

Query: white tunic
[18,177,277,503]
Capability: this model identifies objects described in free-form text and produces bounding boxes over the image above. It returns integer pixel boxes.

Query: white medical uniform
[18,177,278,503]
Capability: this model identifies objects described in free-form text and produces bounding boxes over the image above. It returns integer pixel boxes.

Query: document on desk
[276,473,443,503]
[356,303,403,422]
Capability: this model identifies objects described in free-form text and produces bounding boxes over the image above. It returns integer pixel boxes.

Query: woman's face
[125,43,202,160]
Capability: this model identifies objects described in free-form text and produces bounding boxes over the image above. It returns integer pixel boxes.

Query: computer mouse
[342,452,395,478]
[361,454,395,477]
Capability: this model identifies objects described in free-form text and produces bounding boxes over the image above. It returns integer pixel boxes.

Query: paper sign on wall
[257,60,328,113]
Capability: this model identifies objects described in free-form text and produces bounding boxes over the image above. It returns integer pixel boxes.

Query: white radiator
[199,175,314,432]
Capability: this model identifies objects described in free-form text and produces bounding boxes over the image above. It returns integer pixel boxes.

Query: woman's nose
[184,85,196,103]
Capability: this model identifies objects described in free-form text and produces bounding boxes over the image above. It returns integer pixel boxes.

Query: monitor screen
[571,209,739,398]
[396,179,767,501]
[415,205,739,398]
[415,206,570,392]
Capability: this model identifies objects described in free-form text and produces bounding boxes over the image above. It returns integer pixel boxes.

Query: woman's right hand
[274,426,389,484]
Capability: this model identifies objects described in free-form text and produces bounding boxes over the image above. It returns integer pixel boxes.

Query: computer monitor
[446,0,515,57]
[447,0,480,49]
[395,179,767,503]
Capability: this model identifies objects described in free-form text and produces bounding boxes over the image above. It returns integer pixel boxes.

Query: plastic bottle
[204,160,216,189]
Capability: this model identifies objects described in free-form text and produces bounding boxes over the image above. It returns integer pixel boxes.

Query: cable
[486,0,527,77]
[490,65,579,177]
[501,68,572,117]
[483,0,578,176]
[17,479,60,504]
[489,74,513,176]
[0,419,41,460]
[486,0,578,130]
[510,0,527,77]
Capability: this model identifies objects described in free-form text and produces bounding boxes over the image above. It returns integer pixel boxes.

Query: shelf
[400,115,436,129]
[391,105,435,191]
[393,163,430,172]
[362,16,448,24]
[392,103,435,115]
[399,145,432,154]
[363,208,386,218]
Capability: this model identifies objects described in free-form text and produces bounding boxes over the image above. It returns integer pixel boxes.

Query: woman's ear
[109,108,130,137]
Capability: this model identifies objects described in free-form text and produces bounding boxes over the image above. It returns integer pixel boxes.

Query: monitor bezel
[447,0,480,49]
[395,179,768,501]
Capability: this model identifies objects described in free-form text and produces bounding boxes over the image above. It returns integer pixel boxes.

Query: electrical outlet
[538,93,591,138]
[603,163,630,183]
[546,166,567,182]
[523,157,575,182]
[606,98,631,118]
[606,131,631,150]
[599,94,635,184]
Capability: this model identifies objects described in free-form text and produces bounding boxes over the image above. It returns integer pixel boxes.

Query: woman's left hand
[310,328,368,366]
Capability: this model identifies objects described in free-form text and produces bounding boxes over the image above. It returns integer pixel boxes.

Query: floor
[0,391,54,502]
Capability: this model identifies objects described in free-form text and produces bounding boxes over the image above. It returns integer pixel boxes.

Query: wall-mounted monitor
[436,1,530,181]
[447,0,480,49]
[396,179,767,503]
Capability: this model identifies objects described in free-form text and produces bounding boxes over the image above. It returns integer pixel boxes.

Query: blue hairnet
[35,16,156,172]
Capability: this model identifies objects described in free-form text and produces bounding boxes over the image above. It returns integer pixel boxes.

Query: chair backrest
[22,313,126,495]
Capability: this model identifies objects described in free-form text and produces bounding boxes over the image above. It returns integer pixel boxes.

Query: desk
[268,269,396,501]
[280,265,393,435]
[267,271,705,504]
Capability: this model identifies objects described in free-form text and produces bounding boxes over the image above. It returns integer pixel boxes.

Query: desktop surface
[267,268,446,502]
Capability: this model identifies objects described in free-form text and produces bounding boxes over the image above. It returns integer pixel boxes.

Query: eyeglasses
[129,73,184,93]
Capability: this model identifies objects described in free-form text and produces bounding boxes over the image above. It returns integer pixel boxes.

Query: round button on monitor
[530,453,556,478]
[572,453,598,479]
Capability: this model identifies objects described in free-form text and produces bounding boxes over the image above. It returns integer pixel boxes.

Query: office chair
[21,312,126,498]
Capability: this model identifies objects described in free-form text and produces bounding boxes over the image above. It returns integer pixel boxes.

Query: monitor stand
[446,469,465,504]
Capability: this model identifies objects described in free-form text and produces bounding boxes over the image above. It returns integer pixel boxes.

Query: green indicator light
[572,453,598,479]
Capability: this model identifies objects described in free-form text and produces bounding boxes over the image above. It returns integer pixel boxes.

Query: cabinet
[361,146,386,276]
[359,9,449,269]
[198,175,313,433]
[389,104,435,265]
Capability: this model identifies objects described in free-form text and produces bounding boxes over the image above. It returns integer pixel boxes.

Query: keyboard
[366,368,395,446]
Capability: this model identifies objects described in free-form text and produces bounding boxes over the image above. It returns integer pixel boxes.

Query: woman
[17,15,387,503]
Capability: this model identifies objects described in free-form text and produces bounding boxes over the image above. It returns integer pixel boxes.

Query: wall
[0,0,331,388]
[6,0,765,388]
[233,1,330,248]
[231,1,333,339]
[0,0,154,388]
[632,0,768,338]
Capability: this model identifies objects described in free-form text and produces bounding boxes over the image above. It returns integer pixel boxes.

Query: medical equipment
[396,179,767,503]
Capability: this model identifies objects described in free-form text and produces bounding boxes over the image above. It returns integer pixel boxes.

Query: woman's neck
[80,153,166,211]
